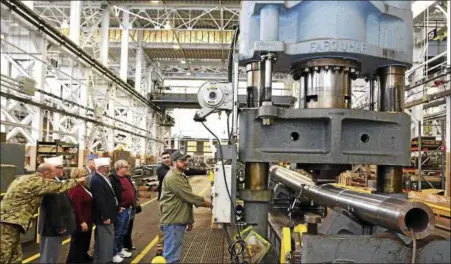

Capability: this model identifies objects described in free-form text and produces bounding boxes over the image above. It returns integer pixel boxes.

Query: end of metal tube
[397,202,435,240]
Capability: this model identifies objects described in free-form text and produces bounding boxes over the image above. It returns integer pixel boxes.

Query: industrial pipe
[270,166,435,239]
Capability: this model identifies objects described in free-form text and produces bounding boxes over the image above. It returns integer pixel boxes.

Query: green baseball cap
[171,150,191,161]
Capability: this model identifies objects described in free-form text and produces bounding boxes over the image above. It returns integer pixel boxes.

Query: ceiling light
[186,72,192,76]
[151,0,160,3]
[164,21,171,30]
[154,25,161,30]
[172,44,180,49]
[180,59,186,64]
[61,19,69,29]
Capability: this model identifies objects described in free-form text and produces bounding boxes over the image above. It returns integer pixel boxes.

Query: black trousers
[123,217,134,249]
[67,227,93,263]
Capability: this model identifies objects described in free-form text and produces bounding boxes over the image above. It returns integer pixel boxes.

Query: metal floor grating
[180,228,226,263]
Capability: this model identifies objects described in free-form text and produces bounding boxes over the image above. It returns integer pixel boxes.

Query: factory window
[203,142,211,153]
[187,141,196,152]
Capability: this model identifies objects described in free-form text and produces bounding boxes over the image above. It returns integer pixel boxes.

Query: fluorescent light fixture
[180,59,186,64]
[172,44,180,49]
[155,25,161,29]
[151,0,160,3]
[164,21,171,30]
[61,19,69,29]
[186,72,192,76]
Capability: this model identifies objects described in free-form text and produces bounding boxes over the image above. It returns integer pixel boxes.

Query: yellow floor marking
[141,197,157,207]
[130,236,159,264]
[23,231,85,263]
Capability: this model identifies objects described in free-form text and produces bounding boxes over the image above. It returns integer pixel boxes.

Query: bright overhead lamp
[151,0,160,3]
[180,59,186,64]
[172,44,180,49]
[155,25,161,29]
[61,19,69,29]
[164,21,171,30]
[186,72,192,76]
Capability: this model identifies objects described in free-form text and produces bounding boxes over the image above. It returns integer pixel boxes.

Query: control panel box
[212,163,232,223]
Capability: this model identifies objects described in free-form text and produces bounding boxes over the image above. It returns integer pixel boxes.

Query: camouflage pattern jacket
[0,173,78,233]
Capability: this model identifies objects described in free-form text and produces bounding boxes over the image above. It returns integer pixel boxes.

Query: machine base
[267,209,451,263]
[239,108,411,166]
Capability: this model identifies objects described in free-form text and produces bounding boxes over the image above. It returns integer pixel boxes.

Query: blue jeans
[161,224,186,263]
[114,207,130,255]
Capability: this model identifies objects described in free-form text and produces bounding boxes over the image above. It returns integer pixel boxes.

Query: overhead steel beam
[32,1,240,10]
[424,98,446,109]
[405,69,451,91]
[1,0,163,113]
[0,91,164,143]
[405,89,451,108]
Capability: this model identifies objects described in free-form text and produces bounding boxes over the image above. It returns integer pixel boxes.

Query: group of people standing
[71,155,140,264]
[1,148,212,264]
[0,154,140,264]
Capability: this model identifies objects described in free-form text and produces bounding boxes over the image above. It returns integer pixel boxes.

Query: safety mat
[180,228,227,263]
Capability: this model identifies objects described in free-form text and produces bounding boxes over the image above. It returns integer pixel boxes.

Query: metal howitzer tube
[269,166,435,239]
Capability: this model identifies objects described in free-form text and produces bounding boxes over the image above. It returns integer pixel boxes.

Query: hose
[228,26,240,82]
[410,229,417,264]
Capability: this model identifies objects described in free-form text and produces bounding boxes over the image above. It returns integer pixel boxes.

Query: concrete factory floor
[21,175,214,264]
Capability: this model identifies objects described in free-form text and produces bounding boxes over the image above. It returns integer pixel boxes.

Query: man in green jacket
[159,150,212,263]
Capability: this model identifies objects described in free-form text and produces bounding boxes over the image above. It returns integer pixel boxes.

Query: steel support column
[101,7,114,153]
[100,6,110,66]
[120,7,129,82]
[69,1,81,45]
[107,84,116,152]
[135,31,147,156]
[135,30,143,93]
[446,2,451,197]
[69,0,85,165]
[30,36,47,170]
[446,95,450,197]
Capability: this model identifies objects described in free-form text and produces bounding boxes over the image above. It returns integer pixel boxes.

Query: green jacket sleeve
[167,176,205,206]
[33,178,78,196]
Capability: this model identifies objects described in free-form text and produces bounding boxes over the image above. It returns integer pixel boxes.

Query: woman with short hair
[67,167,94,263]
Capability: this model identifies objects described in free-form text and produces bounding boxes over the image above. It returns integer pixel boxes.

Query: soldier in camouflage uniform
[0,163,86,264]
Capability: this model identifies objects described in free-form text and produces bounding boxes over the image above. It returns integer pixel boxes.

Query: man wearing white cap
[39,156,76,263]
[90,157,120,263]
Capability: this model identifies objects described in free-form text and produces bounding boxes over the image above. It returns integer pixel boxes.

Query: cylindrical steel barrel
[242,162,271,238]
[377,65,407,193]
[245,162,269,190]
[377,66,406,112]
[270,165,435,239]
[246,62,265,107]
[294,58,360,109]
[264,57,273,102]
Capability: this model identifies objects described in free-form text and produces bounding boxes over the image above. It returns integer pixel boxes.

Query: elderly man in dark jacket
[39,156,76,263]
[91,157,119,263]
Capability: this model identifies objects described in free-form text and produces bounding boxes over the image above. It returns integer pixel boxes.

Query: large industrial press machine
[194,1,450,263]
